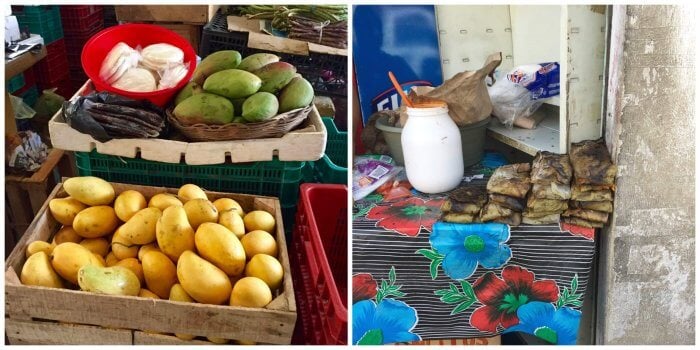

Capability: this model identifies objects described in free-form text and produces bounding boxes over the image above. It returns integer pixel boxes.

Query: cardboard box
[114,5,219,25]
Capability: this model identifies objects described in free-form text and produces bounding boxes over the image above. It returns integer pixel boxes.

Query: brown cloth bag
[400,53,503,127]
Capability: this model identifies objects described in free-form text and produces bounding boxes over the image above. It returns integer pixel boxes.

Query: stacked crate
[60,6,105,93]
[12,6,72,98]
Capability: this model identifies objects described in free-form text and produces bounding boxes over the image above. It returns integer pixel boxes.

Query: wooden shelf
[5,46,47,80]
[487,106,561,155]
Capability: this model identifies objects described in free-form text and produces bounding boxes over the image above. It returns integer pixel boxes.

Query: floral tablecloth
[352,176,596,345]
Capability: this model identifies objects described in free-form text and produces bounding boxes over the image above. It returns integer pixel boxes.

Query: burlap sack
[400,52,502,127]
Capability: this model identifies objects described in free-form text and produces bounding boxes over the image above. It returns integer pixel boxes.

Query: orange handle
[388,71,413,108]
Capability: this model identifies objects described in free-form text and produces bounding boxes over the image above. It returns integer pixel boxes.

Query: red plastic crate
[54,77,75,99]
[291,183,347,345]
[65,24,103,60]
[60,5,104,33]
[33,39,69,89]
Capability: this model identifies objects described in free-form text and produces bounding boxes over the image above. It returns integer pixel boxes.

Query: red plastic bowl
[81,23,196,107]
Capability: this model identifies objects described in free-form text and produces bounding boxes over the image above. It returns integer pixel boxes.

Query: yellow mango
[115,258,145,285]
[48,197,87,226]
[138,288,160,299]
[52,226,83,245]
[195,223,246,276]
[177,250,232,305]
[73,206,119,238]
[218,209,245,239]
[156,205,195,262]
[26,240,54,258]
[148,193,183,211]
[138,243,161,261]
[121,207,162,245]
[21,251,64,288]
[63,176,115,206]
[111,226,139,260]
[80,238,110,257]
[178,184,207,202]
[183,199,218,230]
[142,251,178,299]
[229,277,272,308]
[114,190,147,222]
[105,252,119,267]
[51,242,104,284]
[212,198,244,217]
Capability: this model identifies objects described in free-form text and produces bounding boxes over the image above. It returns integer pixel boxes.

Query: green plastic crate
[75,151,306,208]
[311,118,347,184]
[13,5,64,44]
[6,74,25,94]
[18,86,39,107]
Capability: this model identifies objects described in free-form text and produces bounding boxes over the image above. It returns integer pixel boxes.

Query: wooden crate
[5,181,297,345]
[48,81,327,165]
[114,5,219,25]
[157,23,201,54]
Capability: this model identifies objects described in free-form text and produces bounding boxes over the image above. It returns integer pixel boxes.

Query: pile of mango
[21,176,285,344]
[173,50,315,125]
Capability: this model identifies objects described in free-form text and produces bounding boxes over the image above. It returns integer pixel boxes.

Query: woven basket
[167,105,313,141]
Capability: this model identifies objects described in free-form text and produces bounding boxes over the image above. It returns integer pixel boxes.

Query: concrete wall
[598,5,695,344]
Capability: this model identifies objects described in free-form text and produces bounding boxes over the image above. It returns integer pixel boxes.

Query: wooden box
[48,81,327,165]
[5,181,297,345]
[114,5,219,25]
[149,23,201,53]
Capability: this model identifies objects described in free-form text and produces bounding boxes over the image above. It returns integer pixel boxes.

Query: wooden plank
[114,5,213,24]
[5,181,297,344]
[5,184,62,274]
[487,106,561,155]
[5,91,17,135]
[133,331,217,345]
[48,81,327,164]
[5,183,32,244]
[6,319,133,345]
[5,46,47,79]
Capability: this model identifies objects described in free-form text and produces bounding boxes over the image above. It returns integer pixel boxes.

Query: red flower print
[561,223,595,241]
[365,197,444,237]
[469,265,559,333]
[353,273,378,303]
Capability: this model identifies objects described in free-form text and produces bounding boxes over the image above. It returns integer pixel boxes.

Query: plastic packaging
[352,155,401,201]
[489,62,560,127]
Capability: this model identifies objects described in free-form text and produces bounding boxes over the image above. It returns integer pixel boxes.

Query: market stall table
[352,168,596,345]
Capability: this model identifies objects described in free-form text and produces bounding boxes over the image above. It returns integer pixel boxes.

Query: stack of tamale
[563,139,617,228]
[479,163,531,226]
[440,186,488,223]
[522,152,572,224]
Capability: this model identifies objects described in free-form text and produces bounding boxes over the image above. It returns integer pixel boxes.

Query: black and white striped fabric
[352,177,596,341]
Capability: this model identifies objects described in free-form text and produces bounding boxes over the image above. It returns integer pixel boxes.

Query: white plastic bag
[488,62,560,128]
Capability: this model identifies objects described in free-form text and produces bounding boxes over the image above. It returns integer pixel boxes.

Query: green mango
[203,69,261,99]
[192,50,242,85]
[242,92,279,122]
[237,53,280,72]
[253,62,297,94]
[173,93,234,125]
[78,265,140,296]
[174,81,200,107]
[232,117,246,124]
[278,77,314,112]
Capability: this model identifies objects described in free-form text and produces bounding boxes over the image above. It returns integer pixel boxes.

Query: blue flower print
[429,222,512,280]
[504,301,582,345]
[352,298,420,345]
